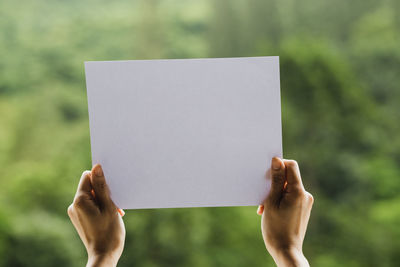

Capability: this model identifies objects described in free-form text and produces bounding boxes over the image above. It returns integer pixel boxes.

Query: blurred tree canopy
[0,0,399,266]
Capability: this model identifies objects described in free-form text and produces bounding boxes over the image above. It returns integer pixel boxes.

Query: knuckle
[285,160,299,169]
[271,173,285,185]
[94,179,107,191]
[81,170,91,178]
[306,192,314,205]
[73,195,87,209]
[98,181,106,190]
[67,204,74,216]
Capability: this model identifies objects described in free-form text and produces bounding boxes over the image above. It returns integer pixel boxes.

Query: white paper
[85,57,282,209]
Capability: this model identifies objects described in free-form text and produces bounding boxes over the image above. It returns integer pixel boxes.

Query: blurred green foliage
[0,0,399,266]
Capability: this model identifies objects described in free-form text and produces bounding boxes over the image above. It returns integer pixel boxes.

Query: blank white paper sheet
[85,57,282,209]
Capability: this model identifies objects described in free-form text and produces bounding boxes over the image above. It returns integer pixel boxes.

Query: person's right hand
[257,158,313,267]
[68,164,125,267]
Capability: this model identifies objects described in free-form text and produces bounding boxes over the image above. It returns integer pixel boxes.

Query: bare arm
[68,164,125,267]
[258,158,313,267]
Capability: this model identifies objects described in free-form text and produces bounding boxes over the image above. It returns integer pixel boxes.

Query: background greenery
[0,0,399,266]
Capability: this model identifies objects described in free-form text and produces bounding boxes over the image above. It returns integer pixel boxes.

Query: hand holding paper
[67,165,125,267]
[258,158,313,267]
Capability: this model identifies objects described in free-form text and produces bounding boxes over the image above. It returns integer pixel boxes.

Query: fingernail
[257,205,263,215]
[94,165,103,177]
[118,208,125,217]
[272,158,281,170]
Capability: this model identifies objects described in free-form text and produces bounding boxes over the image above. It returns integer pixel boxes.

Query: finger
[72,171,99,215]
[118,208,125,217]
[75,171,93,198]
[283,160,304,192]
[90,164,113,209]
[267,157,286,205]
[257,205,264,215]
[90,188,120,216]
[67,204,89,244]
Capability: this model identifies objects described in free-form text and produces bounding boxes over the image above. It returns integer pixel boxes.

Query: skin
[67,164,125,267]
[68,158,312,266]
[257,157,313,267]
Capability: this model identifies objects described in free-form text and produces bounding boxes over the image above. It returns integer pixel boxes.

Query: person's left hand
[68,164,125,267]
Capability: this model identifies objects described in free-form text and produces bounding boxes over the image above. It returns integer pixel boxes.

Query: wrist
[269,246,309,267]
[87,253,120,267]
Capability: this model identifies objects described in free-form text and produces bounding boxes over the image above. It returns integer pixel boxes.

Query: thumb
[90,164,114,211]
[266,157,286,206]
